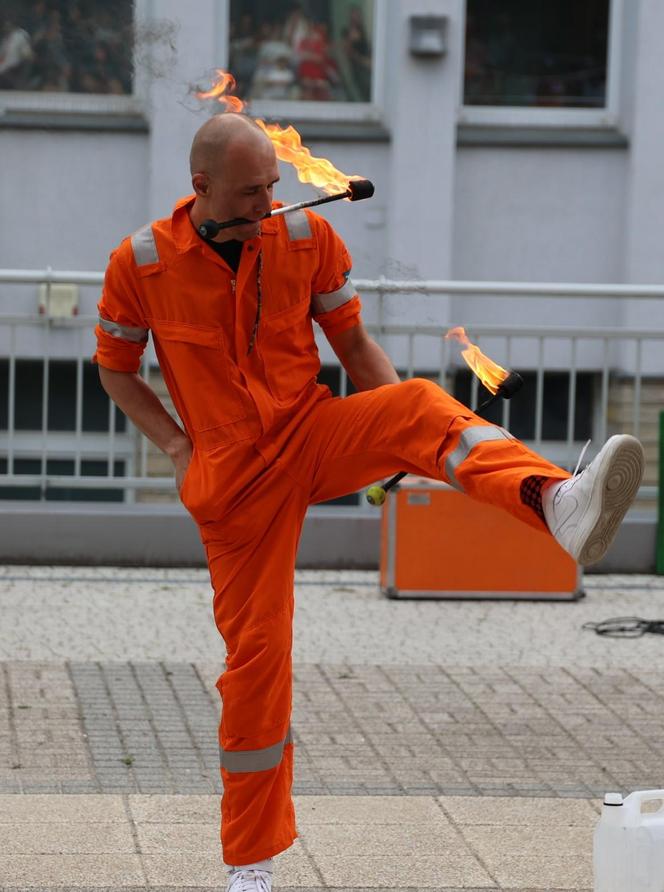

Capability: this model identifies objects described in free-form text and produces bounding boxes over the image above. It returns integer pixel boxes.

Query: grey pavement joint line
[120,792,149,885]
[72,662,140,793]
[449,664,597,797]
[1,663,21,792]
[127,662,179,793]
[291,821,326,887]
[572,664,664,764]
[166,662,219,786]
[501,666,621,795]
[378,664,481,796]
[433,794,501,889]
[316,664,406,794]
[64,661,102,794]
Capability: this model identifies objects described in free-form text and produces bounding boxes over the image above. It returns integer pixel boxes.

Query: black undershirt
[204,237,243,273]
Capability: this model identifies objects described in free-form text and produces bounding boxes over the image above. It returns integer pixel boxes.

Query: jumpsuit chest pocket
[149,319,246,434]
[260,299,319,402]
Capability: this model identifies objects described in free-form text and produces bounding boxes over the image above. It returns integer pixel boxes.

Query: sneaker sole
[577,436,645,566]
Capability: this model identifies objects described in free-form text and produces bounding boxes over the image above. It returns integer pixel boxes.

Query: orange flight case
[380,479,583,600]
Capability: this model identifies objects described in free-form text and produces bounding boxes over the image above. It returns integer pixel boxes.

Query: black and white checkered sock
[520,475,549,523]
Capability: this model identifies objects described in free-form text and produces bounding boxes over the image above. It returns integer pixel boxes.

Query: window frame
[0,0,149,120]
[215,0,386,123]
[458,0,623,129]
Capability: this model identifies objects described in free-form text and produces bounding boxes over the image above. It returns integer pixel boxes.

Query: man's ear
[192,173,209,196]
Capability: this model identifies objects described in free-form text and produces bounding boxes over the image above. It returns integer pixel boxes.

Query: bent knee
[400,376,442,401]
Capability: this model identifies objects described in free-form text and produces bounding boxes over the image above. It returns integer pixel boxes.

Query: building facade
[0,0,662,564]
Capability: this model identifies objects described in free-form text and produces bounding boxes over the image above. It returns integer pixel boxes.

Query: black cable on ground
[583,616,664,638]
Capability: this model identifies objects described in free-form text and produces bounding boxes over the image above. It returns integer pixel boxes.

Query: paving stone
[4,654,664,797]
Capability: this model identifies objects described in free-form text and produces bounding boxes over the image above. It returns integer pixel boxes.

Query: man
[94,113,644,891]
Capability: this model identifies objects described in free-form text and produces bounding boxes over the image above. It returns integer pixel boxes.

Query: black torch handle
[379,371,524,497]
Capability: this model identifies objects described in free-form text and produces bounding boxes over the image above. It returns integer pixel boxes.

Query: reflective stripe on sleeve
[312,277,356,314]
[131,224,159,266]
[284,209,312,241]
[220,725,293,774]
[445,425,515,491]
[98,315,149,343]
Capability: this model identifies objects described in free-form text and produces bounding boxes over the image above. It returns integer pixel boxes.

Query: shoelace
[227,868,272,892]
[572,438,592,477]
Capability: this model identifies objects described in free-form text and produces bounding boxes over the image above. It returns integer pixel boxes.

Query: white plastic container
[594,790,664,892]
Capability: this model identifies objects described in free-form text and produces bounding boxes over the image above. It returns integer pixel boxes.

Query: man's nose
[254,189,272,217]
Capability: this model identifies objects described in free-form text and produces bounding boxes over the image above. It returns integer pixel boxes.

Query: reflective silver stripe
[445,425,515,491]
[98,315,148,343]
[284,208,312,241]
[220,725,293,774]
[312,277,357,314]
[131,224,159,266]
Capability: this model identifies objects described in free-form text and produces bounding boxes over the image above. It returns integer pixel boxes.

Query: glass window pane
[464,0,610,108]
[0,458,125,501]
[0,360,126,434]
[229,0,374,102]
[452,369,594,443]
[1,1,133,94]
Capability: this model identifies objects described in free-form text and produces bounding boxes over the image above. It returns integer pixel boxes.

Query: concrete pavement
[1,566,664,889]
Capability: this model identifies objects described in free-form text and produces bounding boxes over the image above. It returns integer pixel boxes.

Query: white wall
[2,0,664,375]
[451,146,627,355]
[0,130,148,272]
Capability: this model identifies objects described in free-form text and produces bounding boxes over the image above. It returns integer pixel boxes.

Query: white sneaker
[226,860,273,892]
[542,434,644,566]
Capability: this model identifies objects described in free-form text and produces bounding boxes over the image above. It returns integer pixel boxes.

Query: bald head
[188,112,280,242]
[189,113,272,177]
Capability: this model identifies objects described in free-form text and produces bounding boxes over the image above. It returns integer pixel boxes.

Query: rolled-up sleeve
[92,242,149,373]
[311,215,362,338]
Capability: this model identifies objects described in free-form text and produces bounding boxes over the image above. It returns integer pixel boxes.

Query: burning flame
[196,70,361,194]
[445,327,508,395]
[195,71,245,112]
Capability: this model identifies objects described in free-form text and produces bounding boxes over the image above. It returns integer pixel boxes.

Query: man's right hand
[169,436,194,494]
[97,368,195,495]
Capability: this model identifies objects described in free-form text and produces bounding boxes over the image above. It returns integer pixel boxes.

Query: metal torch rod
[198,179,374,238]
[269,190,352,218]
[215,190,350,232]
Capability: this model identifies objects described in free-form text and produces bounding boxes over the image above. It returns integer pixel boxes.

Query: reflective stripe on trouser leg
[221,725,293,773]
[445,424,515,491]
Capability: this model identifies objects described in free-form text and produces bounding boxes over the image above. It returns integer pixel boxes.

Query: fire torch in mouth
[198,178,375,238]
[365,329,524,506]
[195,71,375,237]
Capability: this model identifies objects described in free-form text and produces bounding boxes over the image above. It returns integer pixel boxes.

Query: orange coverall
[94,195,569,866]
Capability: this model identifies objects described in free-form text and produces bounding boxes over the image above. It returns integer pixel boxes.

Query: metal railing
[1,268,663,502]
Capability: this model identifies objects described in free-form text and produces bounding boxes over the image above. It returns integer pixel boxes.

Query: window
[461,0,621,128]
[453,369,594,447]
[0,359,129,501]
[225,0,382,120]
[0,360,125,432]
[0,458,125,501]
[0,1,133,94]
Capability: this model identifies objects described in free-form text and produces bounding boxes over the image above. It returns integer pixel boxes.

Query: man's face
[206,139,280,241]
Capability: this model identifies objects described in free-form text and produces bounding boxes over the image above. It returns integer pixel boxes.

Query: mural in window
[0,0,133,94]
[464,0,610,108]
[229,0,373,103]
